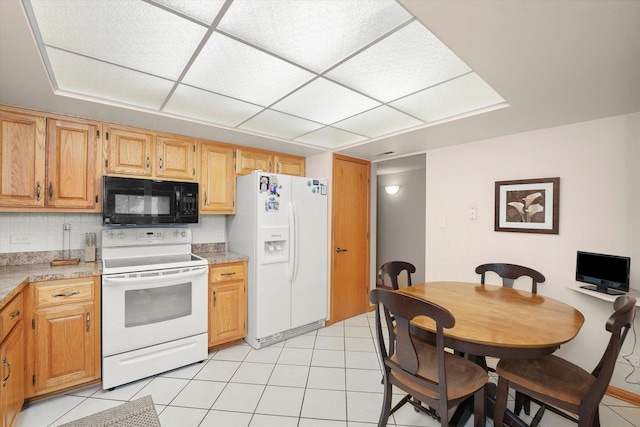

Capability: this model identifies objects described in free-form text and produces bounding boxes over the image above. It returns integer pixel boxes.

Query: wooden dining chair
[475,263,545,294]
[370,288,488,427]
[474,262,546,413]
[379,261,416,290]
[493,295,636,427]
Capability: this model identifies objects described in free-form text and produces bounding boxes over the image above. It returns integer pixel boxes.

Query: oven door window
[124,282,192,327]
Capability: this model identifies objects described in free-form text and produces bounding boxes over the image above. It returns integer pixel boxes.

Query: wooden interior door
[330,154,370,324]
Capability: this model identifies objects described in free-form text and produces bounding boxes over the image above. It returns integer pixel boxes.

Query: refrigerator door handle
[288,201,300,282]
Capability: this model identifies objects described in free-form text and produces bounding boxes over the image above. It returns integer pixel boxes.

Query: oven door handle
[103,266,208,285]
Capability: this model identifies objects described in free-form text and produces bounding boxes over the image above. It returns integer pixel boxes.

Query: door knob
[335,247,348,253]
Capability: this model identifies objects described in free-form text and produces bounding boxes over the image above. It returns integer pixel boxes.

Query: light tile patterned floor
[16,312,639,427]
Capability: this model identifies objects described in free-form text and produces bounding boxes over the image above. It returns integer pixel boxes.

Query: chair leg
[493,377,509,427]
[378,377,393,427]
[473,385,486,427]
[514,391,530,415]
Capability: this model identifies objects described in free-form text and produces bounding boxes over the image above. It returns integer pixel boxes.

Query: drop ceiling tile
[149,0,226,25]
[326,21,471,102]
[46,47,174,110]
[164,85,263,127]
[239,109,324,140]
[272,78,380,125]
[333,106,423,138]
[295,127,368,149]
[218,0,412,72]
[183,33,315,107]
[28,0,206,80]
[390,73,505,123]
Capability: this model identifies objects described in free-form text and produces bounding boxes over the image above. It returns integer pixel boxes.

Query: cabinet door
[275,154,305,176]
[34,303,97,394]
[200,141,235,214]
[105,126,154,177]
[1,321,24,427]
[235,148,273,176]
[27,276,100,397]
[0,109,46,208]
[155,135,196,181]
[45,119,99,209]
[209,281,246,347]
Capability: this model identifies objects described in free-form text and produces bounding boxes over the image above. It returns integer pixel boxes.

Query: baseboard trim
[607,385,640,406]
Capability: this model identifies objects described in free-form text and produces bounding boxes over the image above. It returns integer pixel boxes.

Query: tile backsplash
[0,212,226,255]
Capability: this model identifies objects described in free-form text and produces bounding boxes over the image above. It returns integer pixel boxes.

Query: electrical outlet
[469,207,477,220]
[10,234,31,244]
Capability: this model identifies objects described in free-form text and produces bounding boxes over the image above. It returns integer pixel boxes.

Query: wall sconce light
[384,185,400,195]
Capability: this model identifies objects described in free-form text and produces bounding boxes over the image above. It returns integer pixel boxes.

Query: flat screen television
[576,251,630,295]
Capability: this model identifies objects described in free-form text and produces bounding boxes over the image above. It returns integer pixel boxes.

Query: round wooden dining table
[397,281,585,427]
[399,281,585,359]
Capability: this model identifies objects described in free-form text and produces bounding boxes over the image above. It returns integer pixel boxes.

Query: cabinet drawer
[0,292,23,343]
[34,278,94,308]
[209,263,245,283]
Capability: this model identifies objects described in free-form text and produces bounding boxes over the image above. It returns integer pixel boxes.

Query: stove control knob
[117,232,125,240]
[173,230,180,238]
[106,231,115,240]
[181,230,187,238]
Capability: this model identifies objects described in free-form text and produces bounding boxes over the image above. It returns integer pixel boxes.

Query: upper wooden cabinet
[275,154,305,176]
[0,107,101,211]
[104,125,196,181]
[46,119,100,209]
[235,147,273,176]
[200,141,235,214]
[235,147,305,177]
[104,125,154,177]
[155,135,196,181]
[0,109,46,208]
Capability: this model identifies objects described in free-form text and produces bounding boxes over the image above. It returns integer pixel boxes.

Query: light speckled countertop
[0,251,248,309]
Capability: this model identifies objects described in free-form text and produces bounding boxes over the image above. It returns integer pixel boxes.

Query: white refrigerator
[228,171,328,349]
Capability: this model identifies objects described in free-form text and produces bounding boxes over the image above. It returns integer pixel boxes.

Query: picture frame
[495,177,560,234]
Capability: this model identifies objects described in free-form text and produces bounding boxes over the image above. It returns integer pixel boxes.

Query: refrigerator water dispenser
[260,227,289,264]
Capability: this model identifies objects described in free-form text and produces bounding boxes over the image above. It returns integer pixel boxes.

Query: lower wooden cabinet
[24,277,101,398]
[208,262,247,348]
[0,294,24,427]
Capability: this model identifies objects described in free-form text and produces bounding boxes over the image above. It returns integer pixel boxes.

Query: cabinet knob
[9,309,20,320]
[49,181,54,201]
[36,181,41,201]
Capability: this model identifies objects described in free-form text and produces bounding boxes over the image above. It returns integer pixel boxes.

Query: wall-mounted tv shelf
[570,284,640,307]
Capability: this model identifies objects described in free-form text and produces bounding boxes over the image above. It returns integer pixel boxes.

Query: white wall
[425,111,640,394]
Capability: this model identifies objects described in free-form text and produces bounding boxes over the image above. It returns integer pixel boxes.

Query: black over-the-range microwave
[102,176,198,226]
